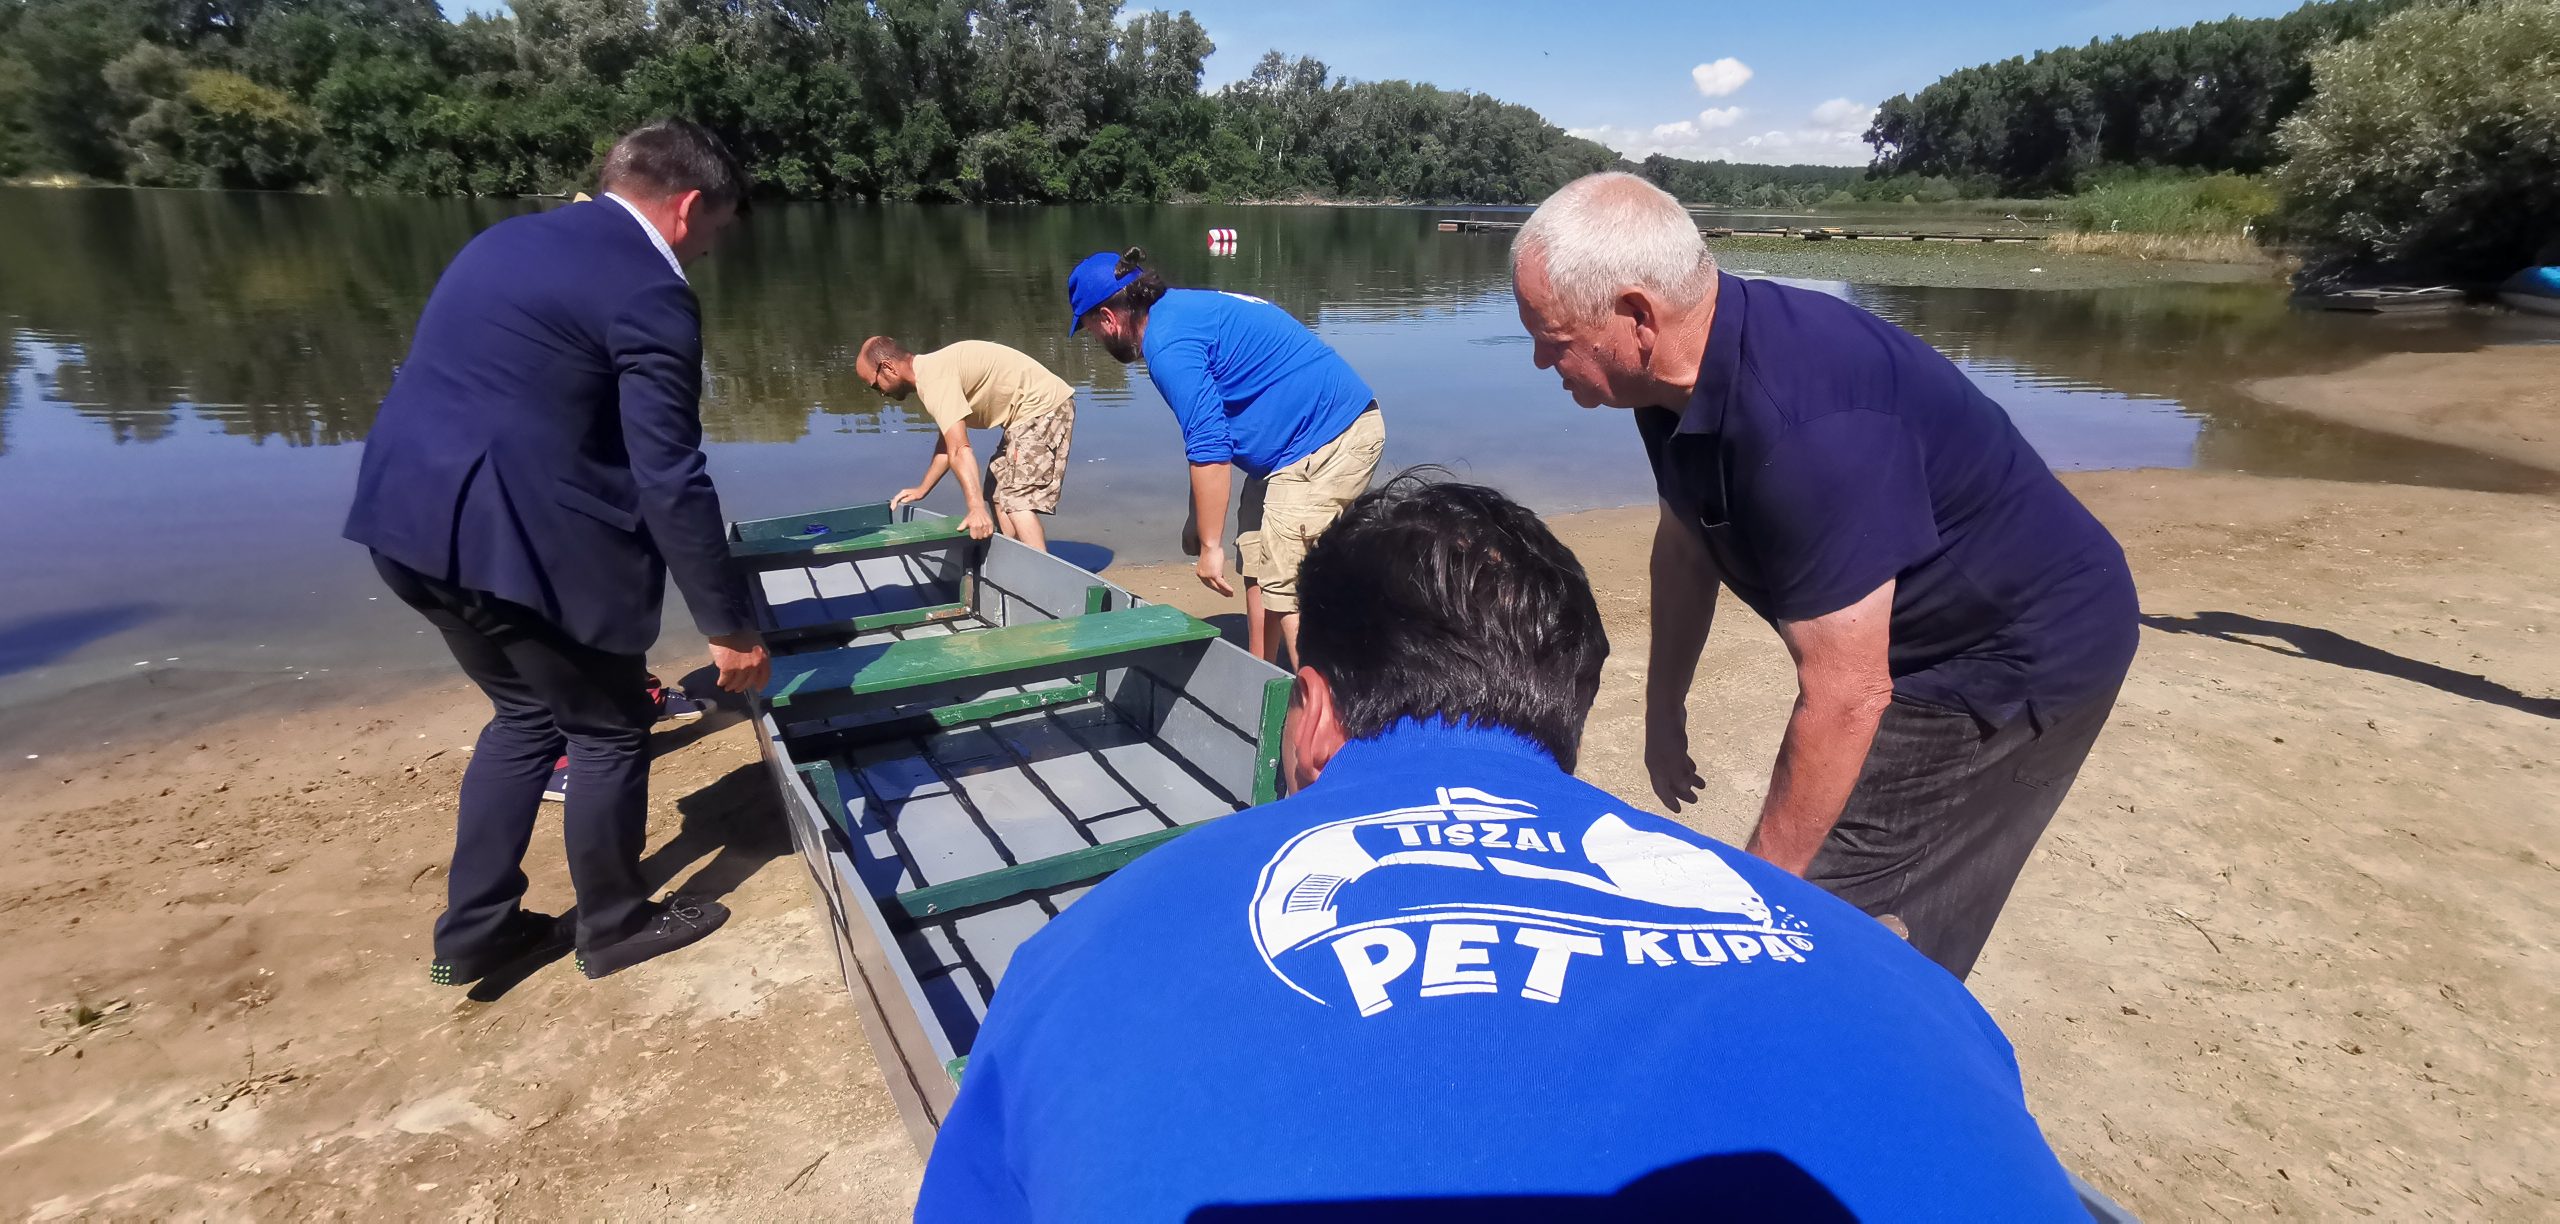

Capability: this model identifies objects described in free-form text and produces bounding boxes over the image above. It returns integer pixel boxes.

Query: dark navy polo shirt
[1638,273,2138,726]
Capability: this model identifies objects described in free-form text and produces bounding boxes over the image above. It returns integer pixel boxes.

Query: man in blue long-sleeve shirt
[1069,247,1385,665]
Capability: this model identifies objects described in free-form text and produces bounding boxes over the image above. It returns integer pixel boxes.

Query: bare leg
[1002,509,1047,552]
[1245,582,1271,661]
[1275,610,1299,671]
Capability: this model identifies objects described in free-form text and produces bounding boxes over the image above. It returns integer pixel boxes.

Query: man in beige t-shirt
[857,337,1078,552]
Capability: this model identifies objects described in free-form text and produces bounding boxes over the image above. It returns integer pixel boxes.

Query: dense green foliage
[2276,0,2560,279]
[1624,155,2021,211]
[0,0,1623,201]
[2057,170,2278,236]
[1866,0,2419,194]
[1631,156,1859,208]
[5,0,2538,284]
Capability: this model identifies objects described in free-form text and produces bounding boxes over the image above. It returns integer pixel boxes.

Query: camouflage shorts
[989,400,1075,515]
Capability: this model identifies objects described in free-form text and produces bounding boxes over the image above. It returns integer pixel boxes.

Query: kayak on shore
[2498,266,2560,316]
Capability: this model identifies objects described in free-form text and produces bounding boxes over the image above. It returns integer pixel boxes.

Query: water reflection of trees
[21,189,2540,494]
[1852,281,2558,494]
[0,326,17,457]
[2,192,1516,450]
[0,188,529,447]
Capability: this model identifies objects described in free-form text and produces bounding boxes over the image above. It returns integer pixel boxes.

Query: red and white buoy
[1207,226,1238,256]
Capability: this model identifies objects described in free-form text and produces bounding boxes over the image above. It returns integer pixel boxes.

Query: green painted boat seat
[894,823,1198,922]
[762,600,973,650]
[730,516,972,571]
[761,604,1218,722]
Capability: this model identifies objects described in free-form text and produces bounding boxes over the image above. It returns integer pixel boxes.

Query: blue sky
[439,0,2316,166]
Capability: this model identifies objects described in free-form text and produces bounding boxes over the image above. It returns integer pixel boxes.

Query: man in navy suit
[346,120,771,984]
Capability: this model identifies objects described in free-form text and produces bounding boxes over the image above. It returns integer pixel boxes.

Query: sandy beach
[2248,346,2560,475]
[3,348,2555,1221]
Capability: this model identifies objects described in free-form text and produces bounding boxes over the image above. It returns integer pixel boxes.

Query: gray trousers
[1807,683,2123,979]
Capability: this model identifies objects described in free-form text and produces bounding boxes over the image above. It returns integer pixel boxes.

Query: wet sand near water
[2248,345,2560,475]
[5,359,2557,1219]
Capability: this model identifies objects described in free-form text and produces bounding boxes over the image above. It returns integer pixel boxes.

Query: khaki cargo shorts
[1236,406,1386,613]
[989,399,1075,515]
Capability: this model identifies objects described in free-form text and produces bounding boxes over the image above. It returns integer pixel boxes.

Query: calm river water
[2,190,2553,732]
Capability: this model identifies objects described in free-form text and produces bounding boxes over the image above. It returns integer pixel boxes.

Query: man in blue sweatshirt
[1069,247,1385,666]
[916,476,2101,1222]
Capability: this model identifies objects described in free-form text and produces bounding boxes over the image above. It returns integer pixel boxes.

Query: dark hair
[1295,471,1609,769]
[599,118,751,214]
[1097,245,1170,315]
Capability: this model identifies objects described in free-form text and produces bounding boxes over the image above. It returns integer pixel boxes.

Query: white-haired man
[1511,173,2137,979]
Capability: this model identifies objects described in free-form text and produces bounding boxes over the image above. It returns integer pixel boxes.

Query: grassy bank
[1671,169,2284,267]
[2047,231,2278,264]
[2053,172,2281,265]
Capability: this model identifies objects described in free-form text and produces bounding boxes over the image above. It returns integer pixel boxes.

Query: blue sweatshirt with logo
[916,720,2088,1222]
[1140,288,1375,477]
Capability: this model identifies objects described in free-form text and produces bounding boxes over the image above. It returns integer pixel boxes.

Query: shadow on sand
[2140,610,2560,720]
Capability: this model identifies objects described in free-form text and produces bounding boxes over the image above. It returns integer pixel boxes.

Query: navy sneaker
[652,683,707,724]
[540,755,569,804]
[429,908,573,987]
[576,896,731,979]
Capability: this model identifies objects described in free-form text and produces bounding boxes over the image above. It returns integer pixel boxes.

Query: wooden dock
[1435,218,2044,244]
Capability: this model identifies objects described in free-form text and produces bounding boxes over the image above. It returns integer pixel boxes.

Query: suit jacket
[345,199,754,656]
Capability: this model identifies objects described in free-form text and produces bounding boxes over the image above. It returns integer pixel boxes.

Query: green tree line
[1864,0,2421,194]
[0,0,1638,202]
[1634,154,2011,211]
[1868,0,2559,279]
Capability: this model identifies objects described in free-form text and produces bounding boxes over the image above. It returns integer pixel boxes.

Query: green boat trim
[731,516,972,570]
[894,822,1199,922]
[763,604,1216,708]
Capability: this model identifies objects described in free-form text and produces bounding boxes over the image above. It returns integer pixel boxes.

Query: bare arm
[1745,579,1898,874]
[1644,501,1721,810]
[891,435,955,508]
[941,424,994,540]
[1189,461,1235,596]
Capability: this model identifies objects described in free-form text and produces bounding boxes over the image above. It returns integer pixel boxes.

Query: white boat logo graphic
[1250,786,1792,1006]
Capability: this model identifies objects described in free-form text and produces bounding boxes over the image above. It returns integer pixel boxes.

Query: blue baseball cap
[1067,251,1141,333]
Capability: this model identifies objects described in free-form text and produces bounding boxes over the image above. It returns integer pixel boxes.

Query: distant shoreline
[4,180,2257,266]
[0,177,2049,219]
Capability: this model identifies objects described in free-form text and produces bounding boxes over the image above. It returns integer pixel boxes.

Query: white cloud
[1809,98,1874,130]
[1647,107,1745,144]
[1689,58,1753,98]
[1570,98,1877,167]
[1566,123,1709,161]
